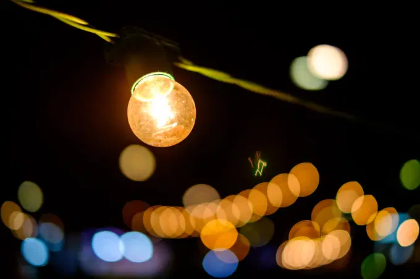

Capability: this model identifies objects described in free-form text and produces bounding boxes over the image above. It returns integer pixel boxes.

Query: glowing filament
[255,159,267,176]
[149,96,175,127]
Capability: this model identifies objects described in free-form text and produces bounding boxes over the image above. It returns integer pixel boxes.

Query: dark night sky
[2,1,419,278]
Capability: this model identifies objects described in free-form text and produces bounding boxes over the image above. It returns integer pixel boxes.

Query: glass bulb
[127,73,196,147]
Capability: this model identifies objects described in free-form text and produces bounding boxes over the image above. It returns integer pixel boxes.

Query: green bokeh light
[400,159,420,190]
[361,253,386,279]
[290,56,328,91]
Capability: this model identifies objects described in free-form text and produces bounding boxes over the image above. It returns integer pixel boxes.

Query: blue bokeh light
[203,250,238,278]
[21,238,49,267]
[389,243,414,265]
[120,231,153,263]
[92,231,123,262]
[379,213,410,244]
[39,222,65,251]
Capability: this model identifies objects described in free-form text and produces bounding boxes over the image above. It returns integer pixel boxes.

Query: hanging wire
[174,57,355,120]
[11,0,119,43]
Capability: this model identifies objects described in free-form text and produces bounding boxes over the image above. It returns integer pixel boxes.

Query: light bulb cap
[131,72,175,95]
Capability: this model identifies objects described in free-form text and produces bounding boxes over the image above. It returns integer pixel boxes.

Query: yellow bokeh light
[290,162,319,197]
[18,181,43,213]
[183,184,220,207]
[311,199,342,230]
[336,181,364,213]
[1,201,22,229]
[268,173,300,208]
[253,182,279,215]
[328,229,351,260]
[12,213,38,240]
[289,220,321,240]
[307,44,348,80]
[322,234,341,261]
[119,144,156,181]
[232,193,253,227]
[216,195,241,226]
[397,219,419,247]
[229,234,251,261]
[200,219,238,250]
[351,195,378,225]
[8,211,25,230]
[322,217,350,235]
[282,237,316,270]
[247,188,268,222]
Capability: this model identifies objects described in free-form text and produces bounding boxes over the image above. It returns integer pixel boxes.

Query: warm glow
[128,73,196,147]
[268,173,300,208]
[119,145,156,181]
[352,195,378,225]
[311,199,342,230]
[229,234,251,261]
[289,220,321,240]
[183,184,220,208]
[397,219,419,247]
[307,44,348,80]
[200,219,238,250]
[1,201,22,229]
[336,181,364,213]
[289,162,319,197]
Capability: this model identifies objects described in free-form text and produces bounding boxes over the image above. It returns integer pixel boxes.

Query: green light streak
[255,159,267,176]
[131,72,175,94]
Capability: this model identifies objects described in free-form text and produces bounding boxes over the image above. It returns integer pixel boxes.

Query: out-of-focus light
[1,201,22,229]
[120,231,153,262]
[289,220,321,239]
[39,222,64,251]
[92,231,123,262]
[311,199,342,230]
[400,159,420,190]
[21,238,49,267]
[18,181,43,213]
[351,195,378,225]
[122,200,150,229]
[290,56,328,91]
[201,219,238,250]
[336,181,364,213]
[232,193,254,227]
[408,204,420,223]
[128,73,196,147]
[183,184,220,207]
[229,234,250,261]
[240,217,274,247]
[203,249,238,278]
[367,207,399,241]
[322,217,350,235]
[397,219,419,247]
[282,237,316,270]
[307,44,348,80]
[247,187,268,221]
[289,162,319,197]
[80,237,171,277]
[390,242,414,265]
[12,214,38,240]
[379,213,408,244]
[361,253,386,279]
[268,173,300,208]
[119,144,156,181]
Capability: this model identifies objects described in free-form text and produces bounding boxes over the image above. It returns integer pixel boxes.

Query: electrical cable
[11,0,119,43]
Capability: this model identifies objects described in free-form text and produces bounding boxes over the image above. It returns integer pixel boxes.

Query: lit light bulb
[127,72,196,147]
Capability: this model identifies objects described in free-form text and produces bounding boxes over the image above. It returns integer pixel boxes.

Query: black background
[2,1,419,278]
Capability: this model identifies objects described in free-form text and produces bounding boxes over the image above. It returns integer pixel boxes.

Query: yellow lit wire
[174,58,355,120]
[11,0,119,43]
